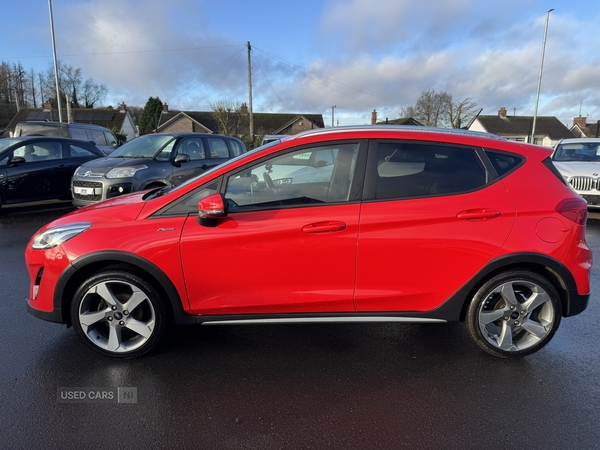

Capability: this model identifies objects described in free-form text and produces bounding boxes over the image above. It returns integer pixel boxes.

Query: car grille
[570,176,599,192]
[73,180,103,201]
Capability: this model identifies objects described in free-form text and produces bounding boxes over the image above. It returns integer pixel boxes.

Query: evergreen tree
[138,97,163,135]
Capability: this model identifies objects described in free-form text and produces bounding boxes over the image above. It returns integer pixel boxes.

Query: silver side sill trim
[202,317,447,325]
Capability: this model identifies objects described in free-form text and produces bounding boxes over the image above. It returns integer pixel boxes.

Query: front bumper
[72,179,134,207]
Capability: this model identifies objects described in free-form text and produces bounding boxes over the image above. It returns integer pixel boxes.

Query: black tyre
[71,270,166,358]
[466,270,562,358]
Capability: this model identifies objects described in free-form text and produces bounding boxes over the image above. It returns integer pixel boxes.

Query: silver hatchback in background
[552,138,600,208]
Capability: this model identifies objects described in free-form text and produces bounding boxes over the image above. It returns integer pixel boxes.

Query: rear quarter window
[484,150,524,177]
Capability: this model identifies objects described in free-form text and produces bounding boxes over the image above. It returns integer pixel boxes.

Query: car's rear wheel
[466,270,561,358]
[71,270,166,358]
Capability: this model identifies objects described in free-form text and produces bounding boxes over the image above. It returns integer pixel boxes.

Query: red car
[25,126,592,358]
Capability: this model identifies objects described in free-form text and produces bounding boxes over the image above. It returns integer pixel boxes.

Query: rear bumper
[564,291,590,317]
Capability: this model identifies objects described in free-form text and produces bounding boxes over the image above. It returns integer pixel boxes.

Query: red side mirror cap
[198,193,227,219]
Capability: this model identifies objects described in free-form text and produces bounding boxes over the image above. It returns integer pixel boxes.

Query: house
[371,109,423,126]
[468,107,574,146]
[5,102,138,141]
[156,103,324,137]
[571,116,600,138]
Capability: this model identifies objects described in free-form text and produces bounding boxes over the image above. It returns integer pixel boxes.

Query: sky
[1,0,599,127]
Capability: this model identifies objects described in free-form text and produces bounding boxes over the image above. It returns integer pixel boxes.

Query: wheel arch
[450,253,584,322]
[54,251,195,326]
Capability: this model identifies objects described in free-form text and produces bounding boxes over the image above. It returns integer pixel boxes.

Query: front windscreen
[554,142,600,162]
[109,134,176,158]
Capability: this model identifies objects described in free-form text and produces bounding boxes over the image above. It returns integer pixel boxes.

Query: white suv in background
[552,138,600,208]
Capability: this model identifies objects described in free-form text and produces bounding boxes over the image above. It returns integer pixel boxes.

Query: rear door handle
[301,221,346,234]
[456,209,501,220]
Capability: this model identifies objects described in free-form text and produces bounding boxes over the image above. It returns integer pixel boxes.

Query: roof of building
[157,111,325,134]
[376,117,423,126]
[476,115,574,140]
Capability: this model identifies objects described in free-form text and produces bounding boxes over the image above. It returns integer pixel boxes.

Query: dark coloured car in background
[71,132,246,207]
[0,136,104,211]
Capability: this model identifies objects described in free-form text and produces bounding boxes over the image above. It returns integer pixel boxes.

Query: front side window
[373,142,487,200]
[225,143,358,210]
[178,138,206,161]
[14,142,63,161]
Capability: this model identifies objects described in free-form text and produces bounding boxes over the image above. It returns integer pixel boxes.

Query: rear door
[354,140,516,312]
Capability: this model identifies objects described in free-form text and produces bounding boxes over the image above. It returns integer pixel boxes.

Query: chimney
[162,102,168,112]
[371,109,377,125]
[119,102,127,112]
[43,101,51,112]
[240,103,248,115]
[498,107,507,118]
[573,115,587,129]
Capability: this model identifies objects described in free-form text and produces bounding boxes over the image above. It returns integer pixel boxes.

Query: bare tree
[210,99,240,136]
[447,96,479,129]
[400,89,451,127]
[81,78,107,108]
[400,89,478,128]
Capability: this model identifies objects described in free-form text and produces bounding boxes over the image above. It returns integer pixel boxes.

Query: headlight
[106,165,147,179]
[32,223,92,250]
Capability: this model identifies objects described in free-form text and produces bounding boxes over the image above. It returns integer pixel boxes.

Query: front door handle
[301,221,347,234]
[456,209,501,220]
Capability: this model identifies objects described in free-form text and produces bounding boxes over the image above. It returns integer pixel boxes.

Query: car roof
[556,138,600,144]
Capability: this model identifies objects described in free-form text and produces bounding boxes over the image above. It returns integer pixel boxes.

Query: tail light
[555,198,588,225]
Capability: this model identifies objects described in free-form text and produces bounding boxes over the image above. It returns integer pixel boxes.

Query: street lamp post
[531,8,553,144]
[48,0,62,122]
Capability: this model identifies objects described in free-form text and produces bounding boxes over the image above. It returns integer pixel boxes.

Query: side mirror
[198,193,227,226]
[8,156,26,167]
[173,154,190,167]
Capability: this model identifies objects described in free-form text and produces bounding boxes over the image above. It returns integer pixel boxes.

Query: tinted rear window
[484,150,524,177]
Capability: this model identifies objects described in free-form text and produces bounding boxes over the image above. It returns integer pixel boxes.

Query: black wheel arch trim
[53,250,195,325]
[49,251,588,326]
[431,252,589,322]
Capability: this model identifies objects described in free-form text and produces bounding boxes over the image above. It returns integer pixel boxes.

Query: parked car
[25,126,591,358]
[71,132,246,207]
[552,138,600,208]
[13,121,120,155]
[0,136,104,211]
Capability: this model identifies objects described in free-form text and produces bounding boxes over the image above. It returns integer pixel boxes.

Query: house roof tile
[476,115,574,140]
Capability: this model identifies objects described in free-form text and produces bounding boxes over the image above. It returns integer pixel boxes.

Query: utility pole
[332,105,336,127]
[531,8,553,144]
[247,42,254,139]
[48,0,62,122]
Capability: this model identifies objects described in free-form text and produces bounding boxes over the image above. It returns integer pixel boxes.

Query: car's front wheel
[466,270,561,358]
[71,270,166,358]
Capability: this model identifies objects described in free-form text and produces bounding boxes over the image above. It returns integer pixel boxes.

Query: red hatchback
[25,127,592,358]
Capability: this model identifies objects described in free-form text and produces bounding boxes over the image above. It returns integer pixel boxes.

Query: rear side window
[485,150,524,177]
[70,144,98,157]
[373,142,488,200]
[208,138,229,158]
[70,128,88,140]
[229,140,243,156]
[87,129,107,146]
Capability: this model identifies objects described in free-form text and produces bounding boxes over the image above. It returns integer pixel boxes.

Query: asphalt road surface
[1,203,600,449]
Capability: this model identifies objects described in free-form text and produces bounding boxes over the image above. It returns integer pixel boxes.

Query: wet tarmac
[1,203,600,449]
